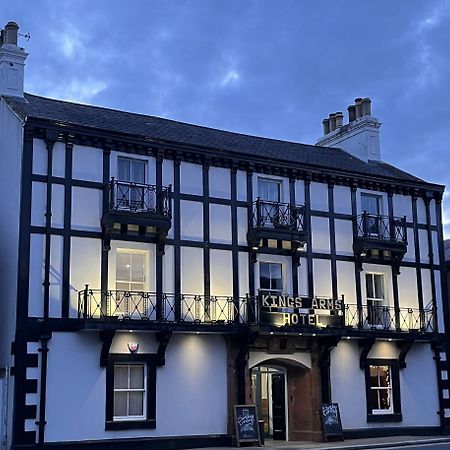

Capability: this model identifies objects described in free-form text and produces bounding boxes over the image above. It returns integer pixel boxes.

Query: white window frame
[113,362,147,422]
[257,177,283,203]
[259,261,283,293]
[117,157,147,184]
[365,272,387,327]
[115,248,149,293]
[369,364,394,415]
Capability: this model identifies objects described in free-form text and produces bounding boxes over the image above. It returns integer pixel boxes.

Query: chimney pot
[362,98,372,116]
[328,113,336,132]
[347,105,356,122]
[322,118,330,135]
[4,21,19,46]
[335,112,344,128]
[354,98,363,119]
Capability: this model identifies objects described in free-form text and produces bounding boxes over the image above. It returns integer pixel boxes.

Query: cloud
[43,78,107,103]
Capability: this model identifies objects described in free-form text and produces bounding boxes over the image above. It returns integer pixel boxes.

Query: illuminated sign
[259,293,343,328]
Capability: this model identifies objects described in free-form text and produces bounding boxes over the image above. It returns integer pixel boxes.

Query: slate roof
[3,93,428,184]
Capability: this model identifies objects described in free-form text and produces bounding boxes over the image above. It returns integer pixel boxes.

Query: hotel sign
[259,293,344,328]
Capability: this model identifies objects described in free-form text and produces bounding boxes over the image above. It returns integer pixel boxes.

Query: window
[364,360,401,422]
[117,158,148,211]
[260,262,283,292]
[257,178,283,227]
[115,249,150,319]
[113,364,146,420]
[106,354,156,430]
[258,178,281,203]
[361,193,382,236]
[365,273,387,327]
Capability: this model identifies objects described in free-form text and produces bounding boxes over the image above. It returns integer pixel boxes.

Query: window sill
[105,419,156,430]
[367,413,402,423]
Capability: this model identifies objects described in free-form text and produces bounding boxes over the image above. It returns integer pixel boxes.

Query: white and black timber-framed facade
[1,21,450,450]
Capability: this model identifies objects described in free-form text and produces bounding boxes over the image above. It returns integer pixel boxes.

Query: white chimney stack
[316,97,381,162]
[0,21,28,97]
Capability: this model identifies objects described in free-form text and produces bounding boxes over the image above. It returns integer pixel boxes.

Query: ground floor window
[106,354,156,430]
[364,359,401,422]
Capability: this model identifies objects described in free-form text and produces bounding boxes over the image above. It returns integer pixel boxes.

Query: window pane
[114,365,128,389]
[131,253,145,283]
[114,391,128,417]
[270,263,282,291]
[132,161,146,184]
[130,365,144,389]
[374,275,384,299]
[131,283,145,292]
[116,282,130,292]
[116,253,131,282]
[129,392,144,416]
[260,263,271,290]
[366,274,374,298]
[118,159,130,181]
[369,365,378,387]
[379,366,390,387]
[370,389,379,410]
[378,388,391,410]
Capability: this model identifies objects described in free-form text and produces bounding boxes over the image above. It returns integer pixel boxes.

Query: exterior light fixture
[127,341,139,353]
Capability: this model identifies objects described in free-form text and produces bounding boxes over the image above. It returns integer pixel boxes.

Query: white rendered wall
[32,138,47,175]
[181,247,203,294]
[336,261,356,304]
[71,187,102,232]
[180,162,203,195]
[209,167,231,199]
[69,237,102,318]
[331,341,439,429]
[236,170,247,201]
[333,186,352,215]
[334,219,353,256]
[210,204,232,244]
[72,145,103,182]
[313,259,332,297]
[44,332,228,442]
[397,267,419,310]
[361,264,394,306]
[238,252,249,296]
[310,182,328,211]
[28,234,45,317]
[311,217,330,253]
[210,250,233,296]
[180,201,203,241]
[52,142,65,177]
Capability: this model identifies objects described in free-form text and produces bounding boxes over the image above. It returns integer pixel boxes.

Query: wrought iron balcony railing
[78,287,256,326]
[344,304,435,333]
[105,178,171,217]
[251,199,305,232]
[356,213,407,243]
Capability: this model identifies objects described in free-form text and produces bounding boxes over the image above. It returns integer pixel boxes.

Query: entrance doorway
[251,366,287,440]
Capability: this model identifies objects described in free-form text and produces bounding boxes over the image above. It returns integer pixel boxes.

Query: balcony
[78,287,256,331]
[344,304,435,334]
[247,199,307,250]
[102,179,172,252]
[354,213,407,270]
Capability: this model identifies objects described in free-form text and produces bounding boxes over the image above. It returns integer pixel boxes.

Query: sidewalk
[196,435,450,450]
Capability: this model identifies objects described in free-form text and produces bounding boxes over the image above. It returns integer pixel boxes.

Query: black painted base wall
[344,426,442,439]
[12,434,231,450]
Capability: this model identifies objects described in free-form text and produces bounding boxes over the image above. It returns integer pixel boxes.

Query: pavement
[196,435,450,450]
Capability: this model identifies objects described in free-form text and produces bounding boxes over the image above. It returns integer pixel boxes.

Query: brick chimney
[0,21,28,97]
[316,97,381,161]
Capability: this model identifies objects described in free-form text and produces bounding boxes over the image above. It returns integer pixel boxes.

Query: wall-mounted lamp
[127,341,139,353]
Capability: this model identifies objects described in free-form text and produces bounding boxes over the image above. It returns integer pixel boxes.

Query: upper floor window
[116,249,147,292]
[260,262,283,292]
[118,157,146,184]
[258,178,281,203]
[366,273,385,326]
[361,193,381,215]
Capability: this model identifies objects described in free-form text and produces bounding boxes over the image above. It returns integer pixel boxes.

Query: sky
[2,0,450,235]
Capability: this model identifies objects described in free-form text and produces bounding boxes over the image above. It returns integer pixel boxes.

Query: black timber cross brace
[99,330,116,367]
[318,336,341,404]
[155,331,172,367]
[359,337,376,370]
[397,339,414,369]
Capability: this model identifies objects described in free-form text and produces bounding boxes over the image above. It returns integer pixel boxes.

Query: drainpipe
[36,334,51,444]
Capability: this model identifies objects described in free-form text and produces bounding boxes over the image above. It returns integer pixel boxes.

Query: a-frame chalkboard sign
[320,403,344,442]
[234,405,261,447]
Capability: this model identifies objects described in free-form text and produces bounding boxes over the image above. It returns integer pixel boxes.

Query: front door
[271,373,286,440]
[251,366,287,441]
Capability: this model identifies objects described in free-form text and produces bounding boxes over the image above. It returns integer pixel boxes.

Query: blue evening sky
[3,1,450,234]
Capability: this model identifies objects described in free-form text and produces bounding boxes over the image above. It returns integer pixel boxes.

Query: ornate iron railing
[356,213,407,243]
[252,199,305,231]
[106,178,171,217]
[344,304,435,333]
[78,287,256,325]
